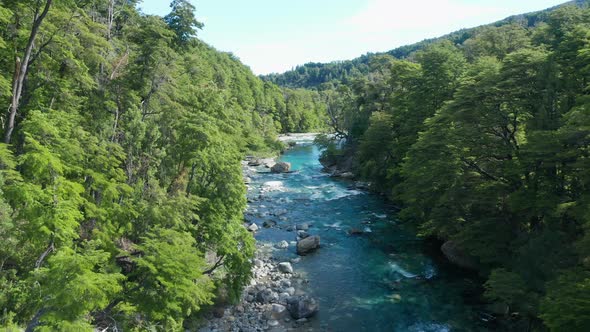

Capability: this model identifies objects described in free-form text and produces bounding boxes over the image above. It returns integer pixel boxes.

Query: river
[243,135,489,332]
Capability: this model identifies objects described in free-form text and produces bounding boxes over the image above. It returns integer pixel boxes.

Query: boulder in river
[297,236,320,255]
[441,240,478,270]
[271,162,291,173]
[297,230,310,239]
[263,220,277,228]
[247,223,259,232]
[275,240,289,249]
[278,262,293,274]
[287,295,319,319]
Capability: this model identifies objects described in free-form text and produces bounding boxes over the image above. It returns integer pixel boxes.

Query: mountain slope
[261,0,589,89]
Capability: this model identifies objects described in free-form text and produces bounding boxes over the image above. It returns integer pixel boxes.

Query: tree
[4,0,53,143]
[164,0,203,47]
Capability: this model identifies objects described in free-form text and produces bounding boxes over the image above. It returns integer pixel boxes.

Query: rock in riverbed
[287,295,319,319]
[296,223,309,230]
[278,262,293,274]
[263,220,277,228]
[271,161,291,173]
[297,235,320,255]
[275,240,289,249]
[247,223,259,232]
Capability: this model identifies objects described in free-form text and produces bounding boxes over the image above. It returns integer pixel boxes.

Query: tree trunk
[107,0,114,40]
[4,0,53,144]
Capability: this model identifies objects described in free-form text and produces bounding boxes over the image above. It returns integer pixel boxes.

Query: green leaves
[130,228,213,329]
[485,269,528,310]
[0,0,287,329]
[33,245,124,331]
[165,0,204,47]
[541,270,590,331]
[301,5,590,331]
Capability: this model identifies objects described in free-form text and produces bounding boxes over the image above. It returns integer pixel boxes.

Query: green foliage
[484,269,527,309]
[0,0,296,330]
[130,228,214,329]
[165,0,204,46]
[541,270,590,331]
[315,134,343,166]
[283,4,590,330]
[33,245,124,331]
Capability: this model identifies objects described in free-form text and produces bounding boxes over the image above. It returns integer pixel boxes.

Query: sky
[140,0,568,75]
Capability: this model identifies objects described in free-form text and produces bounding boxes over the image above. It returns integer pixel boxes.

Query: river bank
[200,136,489,332]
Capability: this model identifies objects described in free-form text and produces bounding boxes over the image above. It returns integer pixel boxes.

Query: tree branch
[203,254,225,275]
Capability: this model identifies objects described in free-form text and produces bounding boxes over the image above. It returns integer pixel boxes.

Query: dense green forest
[3,0,590,330]
[311,3,590,330]
[0,0,325,330]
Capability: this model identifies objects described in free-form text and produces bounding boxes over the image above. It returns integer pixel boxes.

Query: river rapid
[211,135,490,331]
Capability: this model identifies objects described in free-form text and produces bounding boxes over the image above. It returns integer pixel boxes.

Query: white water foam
[278,133,320,144]
[389,262,418,279]
[262,181,286,192]
[324,221,343,228]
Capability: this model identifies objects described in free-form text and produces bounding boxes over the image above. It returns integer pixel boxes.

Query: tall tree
[4,0,53,143]
[164,0,203,47]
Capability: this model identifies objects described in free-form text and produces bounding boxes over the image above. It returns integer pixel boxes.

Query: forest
[2,0,590,331]
[0,0,326,330]
[302,3,590,331]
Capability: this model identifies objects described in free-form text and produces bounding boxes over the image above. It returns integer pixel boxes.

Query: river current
[244,136,488,332]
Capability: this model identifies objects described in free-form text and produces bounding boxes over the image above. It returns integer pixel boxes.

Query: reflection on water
[245,141,488,332]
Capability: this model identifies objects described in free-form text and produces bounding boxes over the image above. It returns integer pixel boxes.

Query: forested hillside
[262,0,588,89]
[315,3,590,330]
[0,0,323,330]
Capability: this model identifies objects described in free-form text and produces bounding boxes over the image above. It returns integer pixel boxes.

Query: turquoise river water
[244,138,491,332]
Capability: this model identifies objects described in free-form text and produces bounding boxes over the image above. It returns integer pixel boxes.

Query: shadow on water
[245,141,491,332]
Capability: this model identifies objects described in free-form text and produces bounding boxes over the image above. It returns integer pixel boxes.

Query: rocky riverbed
[199,149,322,332]
[198,242,321,332]
[200,136,489,332]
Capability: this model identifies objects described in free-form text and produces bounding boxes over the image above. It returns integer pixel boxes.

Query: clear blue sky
[139,0,567,75]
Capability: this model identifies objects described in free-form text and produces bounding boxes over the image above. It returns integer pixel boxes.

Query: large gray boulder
[287,295,319,319]
[296,235,320,255]
[278,262,293,274]
[441,240,478,270]
[271,162,291,173]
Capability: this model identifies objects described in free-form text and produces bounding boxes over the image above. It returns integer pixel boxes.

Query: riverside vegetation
[1,0,590,331]
[266,2,590,331]
[0,0,327,330]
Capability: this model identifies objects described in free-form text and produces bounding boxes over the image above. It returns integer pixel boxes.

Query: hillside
[262,0,589,89]
[0,0,324,330]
